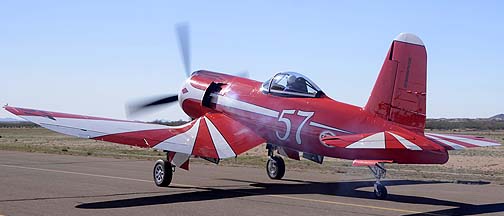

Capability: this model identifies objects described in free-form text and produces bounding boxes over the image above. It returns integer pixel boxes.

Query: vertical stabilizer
[364,33,427,133]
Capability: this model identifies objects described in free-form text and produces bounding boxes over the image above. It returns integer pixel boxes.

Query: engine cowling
[178,70,228,119]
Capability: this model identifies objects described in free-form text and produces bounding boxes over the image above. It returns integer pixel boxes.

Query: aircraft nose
[178,81,190,108]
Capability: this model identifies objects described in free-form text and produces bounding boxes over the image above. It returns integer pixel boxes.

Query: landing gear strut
[153,155,174,187]
[266,144,285,180]
[368,162,387,199]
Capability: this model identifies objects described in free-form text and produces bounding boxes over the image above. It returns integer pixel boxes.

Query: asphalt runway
[1,151,503,216]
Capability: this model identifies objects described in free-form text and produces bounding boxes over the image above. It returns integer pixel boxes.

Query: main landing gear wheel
[368,162,388,199]
[266,155,285,180]
[153,159,173,187]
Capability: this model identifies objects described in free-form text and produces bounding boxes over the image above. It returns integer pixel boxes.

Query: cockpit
[261,72,323,98]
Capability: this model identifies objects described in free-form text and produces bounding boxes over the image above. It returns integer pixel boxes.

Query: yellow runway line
[268,194,440,215]
[1,164,440,215]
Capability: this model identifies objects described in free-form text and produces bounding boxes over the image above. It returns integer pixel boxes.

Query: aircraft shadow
[76,179,504,215]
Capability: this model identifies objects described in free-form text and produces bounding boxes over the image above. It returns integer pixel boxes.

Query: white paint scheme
[214,94,279,118]
[318,130,336,148]
[346,132,386,149]
[153,119,200,153]
[309,121,352,134]
[275,109,296,141]
[42,124,105,138]
[295,111,314,144]
[425,134,466,150]
[388,132,422,150]
[178,78,206,108]
[204,117,236,158]
[171,152,190,167]
[426,133,499,147]
[394,33,424,46]
[21,116,168,138]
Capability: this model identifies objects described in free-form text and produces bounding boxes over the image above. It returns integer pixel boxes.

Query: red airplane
[5,27,500,199]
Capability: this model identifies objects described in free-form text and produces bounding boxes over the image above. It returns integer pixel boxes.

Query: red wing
[4,106,265,166]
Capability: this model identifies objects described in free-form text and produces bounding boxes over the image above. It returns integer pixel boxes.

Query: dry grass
[1,127,503,184]
[0,128,165,159]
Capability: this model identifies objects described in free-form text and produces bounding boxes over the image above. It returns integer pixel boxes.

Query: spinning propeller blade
[126,23,193,117]
[126,95,179,117]
[126,23,249,118]
[176,23,191,77]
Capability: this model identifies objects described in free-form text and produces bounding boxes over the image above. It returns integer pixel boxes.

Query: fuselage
[179,70,449,164]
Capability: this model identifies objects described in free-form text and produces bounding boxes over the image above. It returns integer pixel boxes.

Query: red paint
[5,106,131,122]
[384,132,407,150]
[365,40,427,134]
[205,112,265,155]
[93,121,196,148]
[180,160,189,170]
[192,118,219,158]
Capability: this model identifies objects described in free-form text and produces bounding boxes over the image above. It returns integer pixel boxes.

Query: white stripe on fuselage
[213,94,279,118]
[211,93,352,134]
[309,121,352,134]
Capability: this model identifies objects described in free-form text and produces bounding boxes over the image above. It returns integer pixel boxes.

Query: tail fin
[364,33,427,133]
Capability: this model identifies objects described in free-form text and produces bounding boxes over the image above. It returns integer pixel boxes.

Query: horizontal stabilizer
[321,130,441,151]
[425,133,500,150]
[321,129,500,152]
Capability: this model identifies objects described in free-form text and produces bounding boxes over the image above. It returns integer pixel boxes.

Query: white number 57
[275,110,314,145]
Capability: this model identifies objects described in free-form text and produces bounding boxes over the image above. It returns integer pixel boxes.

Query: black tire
[373,183,388,199]
[266,156,285,180]
[153,159,173,187]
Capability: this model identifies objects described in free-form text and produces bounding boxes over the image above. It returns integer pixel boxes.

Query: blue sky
[1,0,503,121]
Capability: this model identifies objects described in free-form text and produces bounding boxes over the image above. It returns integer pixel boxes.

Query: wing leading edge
[4,106,265,169]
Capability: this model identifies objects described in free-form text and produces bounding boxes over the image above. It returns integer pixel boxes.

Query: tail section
[365,33,427,133]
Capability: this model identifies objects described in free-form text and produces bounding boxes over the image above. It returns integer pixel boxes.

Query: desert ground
[2,127,504,216]
[1,127,503,185]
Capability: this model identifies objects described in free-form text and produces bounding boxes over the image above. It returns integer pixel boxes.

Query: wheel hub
[268,160,278,176]
[155,165,164,183]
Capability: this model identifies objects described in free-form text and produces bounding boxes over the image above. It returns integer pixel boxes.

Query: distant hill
[0,118,36,128]
[490,114,504,120]
[426,115,504,130]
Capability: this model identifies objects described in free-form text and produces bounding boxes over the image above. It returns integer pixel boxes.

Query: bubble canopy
[261,72,322,97]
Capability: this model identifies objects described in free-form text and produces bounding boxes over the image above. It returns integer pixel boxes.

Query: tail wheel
[374,183,388,199]
[266,156,285,180]
[153,159,173,187]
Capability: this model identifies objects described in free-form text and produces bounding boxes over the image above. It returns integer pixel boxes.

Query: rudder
[364,33,427,133]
